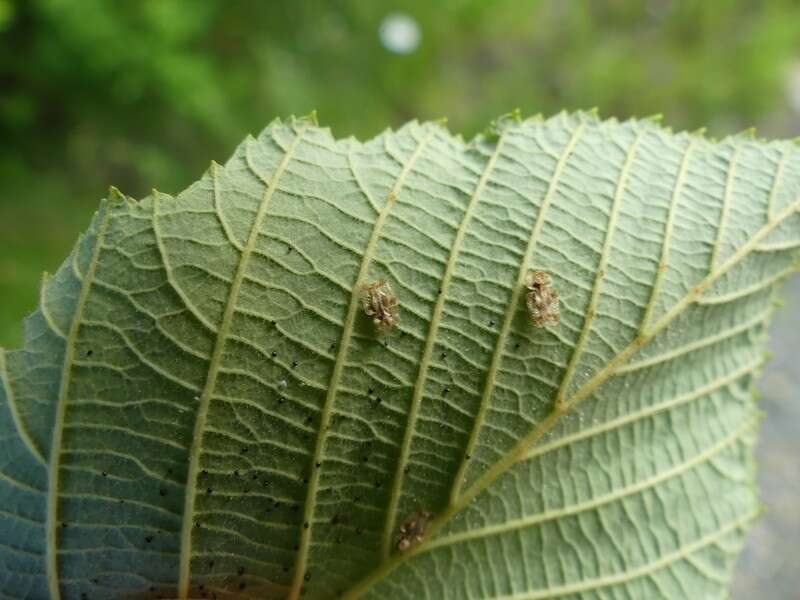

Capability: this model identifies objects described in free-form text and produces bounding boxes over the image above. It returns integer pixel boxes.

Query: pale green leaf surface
[0,113,799,599]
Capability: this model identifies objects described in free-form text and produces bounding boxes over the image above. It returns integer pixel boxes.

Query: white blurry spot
[787,62,800,113]
[279,379,288,389]
[379,12,421,54]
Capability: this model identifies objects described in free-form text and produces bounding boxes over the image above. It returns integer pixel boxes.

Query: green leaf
[1,113,798,599]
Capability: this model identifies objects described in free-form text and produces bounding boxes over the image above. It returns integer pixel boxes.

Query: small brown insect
[397,509,432,551]
[525,269,560,327]
[361,277,399,332]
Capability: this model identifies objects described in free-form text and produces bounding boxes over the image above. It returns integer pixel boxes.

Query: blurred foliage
[2,0,800,347]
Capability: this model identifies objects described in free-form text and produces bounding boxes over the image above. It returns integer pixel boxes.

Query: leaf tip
[107,186,125,205]
[486,110,523,138]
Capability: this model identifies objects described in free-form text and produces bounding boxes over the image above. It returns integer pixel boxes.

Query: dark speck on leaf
[239,582,245,590]
[356,527,362,535]
[292,361,298,368]
[315,462,321,468]
[159,488,166,497]
[207,488,212,494]
[303,522,309,529]
[101,471,107,477]
[145,536,153,543]
[304,573,311,582]
[403,466,410,474]
[234,470,239,476]
[443,387,450,395]
[237,566,245,576]
[241,447,248,454]
[86,350,93,357]
[283,566,289,573]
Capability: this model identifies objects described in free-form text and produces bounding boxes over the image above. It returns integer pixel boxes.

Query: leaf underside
[1,112,799,600]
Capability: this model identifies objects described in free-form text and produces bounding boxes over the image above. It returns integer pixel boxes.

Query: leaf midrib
[419,414,756,554]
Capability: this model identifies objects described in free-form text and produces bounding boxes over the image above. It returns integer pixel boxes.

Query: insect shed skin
[397,509,433,552]
[525,269,560,327]
[360,277,400,332]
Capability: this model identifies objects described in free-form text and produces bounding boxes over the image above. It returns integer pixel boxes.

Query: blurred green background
[1,1,799,596]
[3,0,800,346]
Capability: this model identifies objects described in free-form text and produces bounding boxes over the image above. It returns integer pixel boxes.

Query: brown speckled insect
[397,509,432,551]
[525,269,560,327]
[361,278,399,332]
